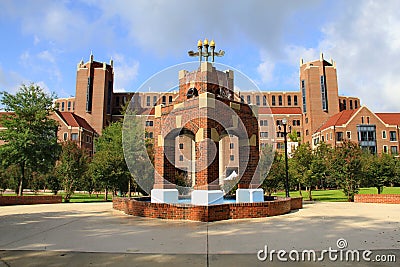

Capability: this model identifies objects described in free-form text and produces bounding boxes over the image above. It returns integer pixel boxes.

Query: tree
[55,141,89,202]
[363,152,396,194]
[291,143,314,200]
[261,148,285,196]
[331,140,363,201]
[311,142,332,190]
[0,83,60,195]
[90,122,131,200]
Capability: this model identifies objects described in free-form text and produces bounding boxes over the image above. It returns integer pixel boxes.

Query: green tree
[363,152,396,194]
[55,141,89,202]
[0,83,60,195]
[331,140,363,201]
[90,122,131,200]
[261,148,284,196]
[311,142,332,190]
[291,143,314,200]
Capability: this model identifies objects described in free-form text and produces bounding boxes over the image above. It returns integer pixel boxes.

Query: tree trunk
[104,188,108,201]
[377,186,382,194]
[298,183,302,196]
[18,163,25,196]
[308,186,313,201]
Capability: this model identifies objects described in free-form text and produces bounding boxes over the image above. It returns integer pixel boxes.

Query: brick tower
[299,53,340,144]
[151,40,262,205]
[74,53,114,135]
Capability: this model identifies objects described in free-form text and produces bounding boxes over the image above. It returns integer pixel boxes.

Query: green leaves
[0,83,59,195]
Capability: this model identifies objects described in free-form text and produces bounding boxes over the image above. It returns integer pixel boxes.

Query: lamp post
[278,118,291,198]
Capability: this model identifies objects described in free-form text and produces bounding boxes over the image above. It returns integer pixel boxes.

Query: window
[383,145,388,153]
[361,116,364,124]
[276,119,282,126]
[301,80,306,113]
[153,96,157,106]
[326,133,329,141]
[229,143,234,149]
[272,95,276,106]
[86,135,92,143]
[306,129,309,136]
[346,131,351,139]
[287,95,291,106]
[297,132,301,138]
[86,77,93,112]
[63,132,68,141]
[367,116,370,124]
[162,96,166,105]
[146,96,151,106]
[61,102,65,111]
[106,81,112,114]
[71,133,78,141]
[115,96,120,107]
[179,143,184,149]
[247,95,251,104]
[343,99,347,110]
[391,146,398,155]
[355,100,358,109]
[263,95,267,106]
[294,95,298,106]
[277,132,285,138]
[240,95,244,103]
[336,132,343,141]
[145,120,153,126]
[230,155,234,161]
[314,137,320,146]
[277,143,284,149]
[293,120,301,126]
[278,95,283,106]
[350,100,353,110]
[330,132,333,140]
[260,132,269,138]
[390,131,397,141]
[382,130,387,139]
[145,132,154,138]
[67,101,71,111]
[357,125,377,153]
[320,75,328,111]
[179,155,184,161]
[256,95,260,106]
[321,135,325,142]
[305,118,308,124]
[169,96,173,103]
[260,120,268,126]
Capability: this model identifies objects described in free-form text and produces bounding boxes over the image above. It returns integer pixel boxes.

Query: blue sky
[1,0,400,112]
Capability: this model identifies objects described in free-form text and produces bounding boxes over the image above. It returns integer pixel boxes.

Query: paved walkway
[0,202,399,266]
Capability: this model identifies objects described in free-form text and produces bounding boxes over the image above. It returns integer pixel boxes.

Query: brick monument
[151,40,263,205]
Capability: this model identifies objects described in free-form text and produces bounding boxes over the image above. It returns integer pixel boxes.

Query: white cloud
[315,0,400,112]
[112,53,140,92]
[257,55,275,84]
[37,50,55,63]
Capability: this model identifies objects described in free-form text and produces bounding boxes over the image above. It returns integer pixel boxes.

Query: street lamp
[278,118,291,198]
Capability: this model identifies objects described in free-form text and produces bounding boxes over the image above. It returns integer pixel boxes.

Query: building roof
[376,113,400,125]
[259,107,302,115]
[56,111,96,133]
[316,109,358,132]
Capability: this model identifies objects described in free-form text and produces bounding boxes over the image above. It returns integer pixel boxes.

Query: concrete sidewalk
[0,202,399,266]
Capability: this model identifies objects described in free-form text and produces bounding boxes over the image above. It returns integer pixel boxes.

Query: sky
[0,0,400,112]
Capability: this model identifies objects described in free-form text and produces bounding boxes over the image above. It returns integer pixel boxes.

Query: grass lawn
[273,187,400,202]
[61,192,112,203]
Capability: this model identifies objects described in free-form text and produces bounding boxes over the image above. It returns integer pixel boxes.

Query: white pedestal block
[236,188,264,203]
[191,190,224,205]
[151,189,179,204]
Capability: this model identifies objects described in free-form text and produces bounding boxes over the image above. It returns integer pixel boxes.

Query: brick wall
[354,194,400,204]
[113,196,303,222]
[0,195,62,206]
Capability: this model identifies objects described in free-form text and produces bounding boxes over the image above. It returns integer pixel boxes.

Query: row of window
[59,101,74,112]
[383,145,398,154]
[340,99,359,110]
[62,132,91,143]
[241,95,299,106]
[146,95,174,107]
